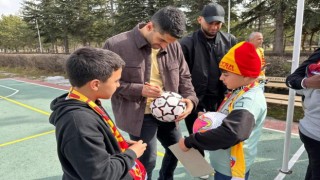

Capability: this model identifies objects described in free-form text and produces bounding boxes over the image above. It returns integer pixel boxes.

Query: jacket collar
[133,23,149,49]
[197,29,222,45]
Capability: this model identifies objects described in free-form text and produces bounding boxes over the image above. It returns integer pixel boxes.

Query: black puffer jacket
[180,30,237,105]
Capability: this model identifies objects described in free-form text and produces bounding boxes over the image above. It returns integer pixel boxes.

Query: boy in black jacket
[49,47,147,180]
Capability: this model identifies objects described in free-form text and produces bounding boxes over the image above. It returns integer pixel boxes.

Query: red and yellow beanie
[219,41,261,78]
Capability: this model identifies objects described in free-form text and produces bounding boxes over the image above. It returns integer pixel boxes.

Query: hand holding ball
[150,92,186,122]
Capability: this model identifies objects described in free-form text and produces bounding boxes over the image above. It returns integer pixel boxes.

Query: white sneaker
[199,175,210,179]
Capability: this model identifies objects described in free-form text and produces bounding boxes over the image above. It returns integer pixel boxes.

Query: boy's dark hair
[66,47,125,87]
[151,6,186,39]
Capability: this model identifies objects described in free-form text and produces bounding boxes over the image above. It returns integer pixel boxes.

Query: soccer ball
[192,112,227,133]
[150,91,186,122]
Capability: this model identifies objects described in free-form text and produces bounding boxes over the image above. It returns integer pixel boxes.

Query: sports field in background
[0,78,308,180]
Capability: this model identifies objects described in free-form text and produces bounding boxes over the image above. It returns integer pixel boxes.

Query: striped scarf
[218,82,258,179]
[67,88,147,180]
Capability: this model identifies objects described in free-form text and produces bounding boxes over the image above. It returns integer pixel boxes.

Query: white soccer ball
[150,91,186,122]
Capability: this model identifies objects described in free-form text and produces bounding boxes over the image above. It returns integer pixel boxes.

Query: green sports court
[0,78,308,180]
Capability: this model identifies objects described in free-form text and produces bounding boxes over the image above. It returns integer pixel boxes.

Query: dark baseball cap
[201,3,225,23]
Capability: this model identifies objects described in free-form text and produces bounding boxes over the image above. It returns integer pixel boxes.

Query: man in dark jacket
[179,2,237,151]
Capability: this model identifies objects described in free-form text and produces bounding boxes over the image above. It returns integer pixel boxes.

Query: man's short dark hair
[66,47,125,87]
[151,6,186,39]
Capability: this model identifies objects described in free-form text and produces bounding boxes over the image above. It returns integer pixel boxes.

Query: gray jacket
[103,24,198,136]
[297,88,320,141]
[286,49,320,141]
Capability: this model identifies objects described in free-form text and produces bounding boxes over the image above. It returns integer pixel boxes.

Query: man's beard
[202,28,217,38]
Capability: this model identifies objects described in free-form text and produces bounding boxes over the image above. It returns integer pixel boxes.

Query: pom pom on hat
[219,41,261,78]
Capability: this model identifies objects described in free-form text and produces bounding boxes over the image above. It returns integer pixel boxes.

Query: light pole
[35,19,43,53]
[228,0,230,33]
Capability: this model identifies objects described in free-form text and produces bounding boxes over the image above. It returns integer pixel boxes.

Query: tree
[112,0,149,35]
[0,15,34,52]
[301,0,320,50]
[22,0,61,53]
[232,0,296,55]
[67,0,110,46]
[22,0,113,53]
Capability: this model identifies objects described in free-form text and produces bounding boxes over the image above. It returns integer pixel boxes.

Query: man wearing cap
[179,2,237,155]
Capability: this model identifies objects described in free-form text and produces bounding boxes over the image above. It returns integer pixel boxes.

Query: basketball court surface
[0,78,308,180]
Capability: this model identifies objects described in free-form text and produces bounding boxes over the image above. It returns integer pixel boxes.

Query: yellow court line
[0,95,50,116]
[157,151,164,157]
[0,130,55,147]
[0,95,53,147]
[0,95,165,157]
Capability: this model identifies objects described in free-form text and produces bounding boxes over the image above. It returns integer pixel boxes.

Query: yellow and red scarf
[217,82,258,179]
[67,88,147,180]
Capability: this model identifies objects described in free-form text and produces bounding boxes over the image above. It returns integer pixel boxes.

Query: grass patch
[0,66,66,79]
[267,104,304,122]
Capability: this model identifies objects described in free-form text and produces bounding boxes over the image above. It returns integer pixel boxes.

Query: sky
[0,0,23,16]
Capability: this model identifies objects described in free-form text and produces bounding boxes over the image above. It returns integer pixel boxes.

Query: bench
[264,92,302,107]
[264,76,287,89]
[264,76,302,107]
[311,46,320,51]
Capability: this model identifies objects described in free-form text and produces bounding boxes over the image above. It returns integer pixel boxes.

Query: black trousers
[130,114,181,180]
[299,130,320,180]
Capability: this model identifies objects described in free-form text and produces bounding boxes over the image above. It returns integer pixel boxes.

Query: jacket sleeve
[115,81,144,101]
[179,36,194,71]
[286,48,320,90]
[103,40,144,102]
[177,42,199,107]
[184,109,255,151]
[61,112,136,180]
[230,34,238,46]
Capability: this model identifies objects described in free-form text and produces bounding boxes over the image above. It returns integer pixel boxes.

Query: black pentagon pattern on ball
[150,91,186,122]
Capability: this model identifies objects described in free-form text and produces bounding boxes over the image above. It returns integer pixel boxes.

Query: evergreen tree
[0,15,34,52]
[112,0,148,35]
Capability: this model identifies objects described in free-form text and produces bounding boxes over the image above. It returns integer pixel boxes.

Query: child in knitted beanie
[179,42,267,180]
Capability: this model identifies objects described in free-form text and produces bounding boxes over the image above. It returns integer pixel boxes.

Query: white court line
[263,127,299,136]
[263,128,304,180]
[0,85,19,99]
[8,78,68,92]
[274,145,305,180]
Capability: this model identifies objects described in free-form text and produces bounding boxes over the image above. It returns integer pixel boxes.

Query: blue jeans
[212,171,250,180]
[129,114,181,180]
